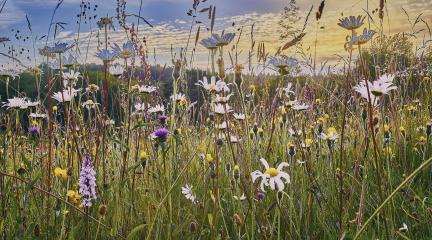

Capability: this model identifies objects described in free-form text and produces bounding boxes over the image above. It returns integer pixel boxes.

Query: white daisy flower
[181,184,196,204]
[213,103,233,115]
[251,158,290,192]
[233,113,245,120]
[148,104,165,114]
[109,65,124,76]
[52,88,80,103]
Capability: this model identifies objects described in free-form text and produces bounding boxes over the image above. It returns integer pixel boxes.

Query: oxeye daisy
[338,15,365,30]
[109,65,124,76]
[112,41,135,59]
[213,103,233,115]
[211,32,236,46]
[181,184,197,204]
[251,158,290,192]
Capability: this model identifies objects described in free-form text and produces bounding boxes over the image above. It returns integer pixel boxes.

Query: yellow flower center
[265,168,279,177]
[121,50,131,56]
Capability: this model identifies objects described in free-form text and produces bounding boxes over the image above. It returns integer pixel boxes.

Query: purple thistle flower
[153,127,169,142]
[158,115,167,124]
[29,126,40,137]
[79,154,97,207]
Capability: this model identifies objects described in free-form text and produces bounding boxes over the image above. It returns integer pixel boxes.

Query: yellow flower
[327,127,337,135]
[206,154,214,164]
[139,151,148,160]
[67,190,81,204]
[249,84,256,92]
[384,124,390,132]
[233,165,240,172]
[54,167,68,179]
[406,105,416,112]
[423,76,430,81]
[179,99,188,107]
[264,168,279,177]
[419,136,427,145]
[257,128,264,134]
[280,106,287,115]
[305,138,313,145]
[53,106,58,111]
[315,98,322,104]
[399,126,405,133]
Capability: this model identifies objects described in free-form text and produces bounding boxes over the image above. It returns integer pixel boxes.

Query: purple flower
[256,192,265,201]
[158,115,167,124]
[79,154,97,207]
[29,126,40,137]
[153,127,169,142]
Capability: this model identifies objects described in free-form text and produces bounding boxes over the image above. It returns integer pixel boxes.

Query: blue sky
[1,0,431,70]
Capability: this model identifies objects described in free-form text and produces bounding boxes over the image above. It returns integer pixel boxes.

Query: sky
[0,0,431,72]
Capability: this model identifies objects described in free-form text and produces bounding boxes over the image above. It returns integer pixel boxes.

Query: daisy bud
[256,192,265,201]
[190,221,198,233]
[98,204,108,216]
[426,122,431,137]
[233,213,243,226]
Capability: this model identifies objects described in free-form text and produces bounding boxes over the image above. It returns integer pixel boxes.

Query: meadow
[0,0,432,239]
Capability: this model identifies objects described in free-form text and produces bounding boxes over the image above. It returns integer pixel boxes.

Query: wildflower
[251,158,290,192]
[181,184,196,204]
[133,84,157,94]
[112,41,135,59]
[200,37,218,49]
[399,223,408,232]
[61,54,77,68]
[292,102,309,111]
[321,127,340,141]
[47,42,74,54]
[95,49,117,62]
[213,103,233,115]
[109,65,124,76]
[29,126,40,138]
[67,190,81,204]
[82,100,100,109]
[268,56,298,74]
[249,84,256,92]
[29,67,43,76]
[233,213,243,225]
[148,104,165,114]
[39,46,56,58]
[3,97,36,109]
[233,193,246,201]
[196,76,230,93]
[418,136,427,145]
[152,128,169,142]
[338,15,365,30]
[98,205,108,216]
[211,33,236,46]
[29,113,47,119]
[171,93,187,103]
[52,88,81,103]
[0,69,21,79]
[86,84,100,93]
[351,28,375,45]
[280,82,295,96]
[79,154,97,207]
[97,16,115,30]
[213,94,232,104]
[205,153,213,164]
[62,70,80,86]
[54,167,68,179]
[139,151,148,160]
[158,115,167,124]
[406,105,416,112]
[233,113,246,120]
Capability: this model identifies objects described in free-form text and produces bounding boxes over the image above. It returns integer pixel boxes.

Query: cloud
[0,1,26,29]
